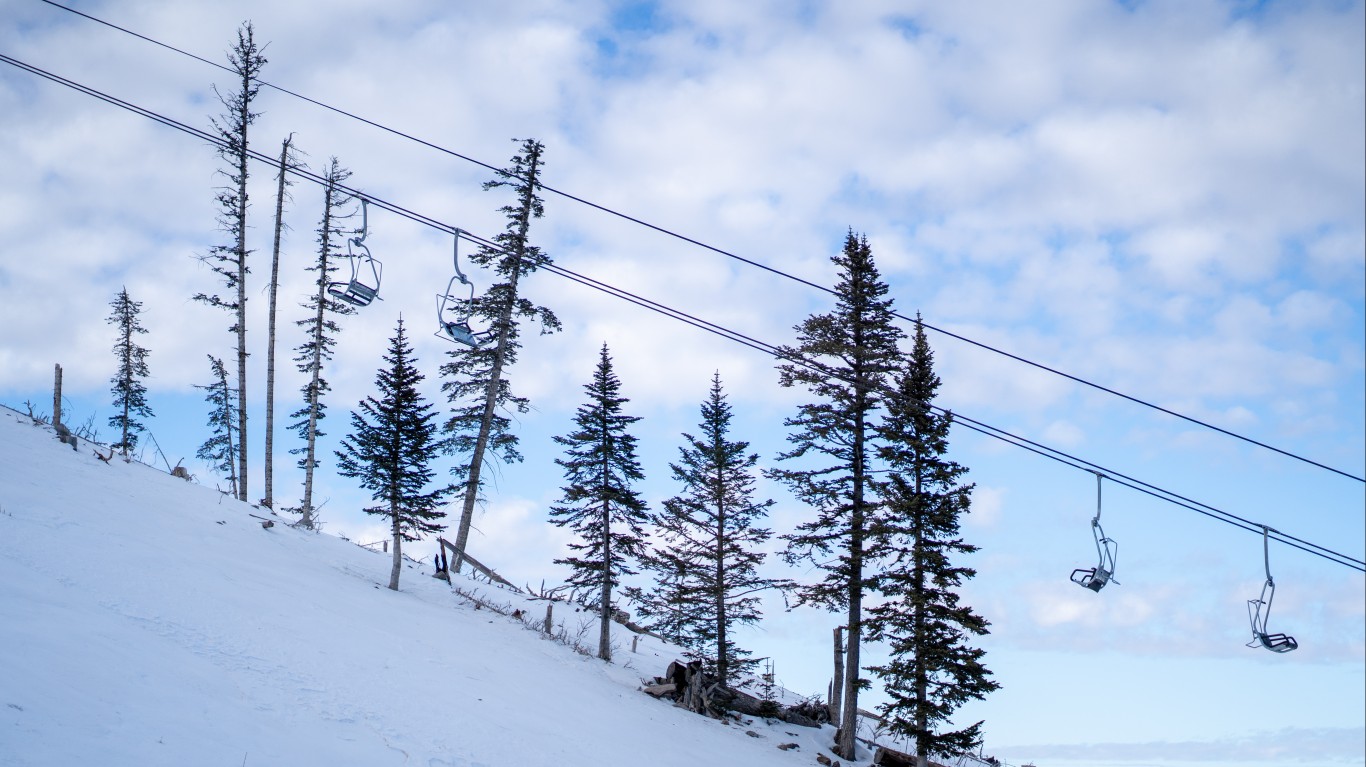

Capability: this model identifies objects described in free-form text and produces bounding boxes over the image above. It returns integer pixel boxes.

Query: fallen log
[873,745,950,767]
[644,660,825,727]
[873,745,916,767]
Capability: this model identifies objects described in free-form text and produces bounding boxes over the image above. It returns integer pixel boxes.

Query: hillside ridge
[0,406,857,767]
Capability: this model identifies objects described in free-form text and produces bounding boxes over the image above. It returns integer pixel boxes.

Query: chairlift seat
[1255,631,1298,653]
[1071,566,1110,592]
[329,280,378,307]
[442,321,480,347]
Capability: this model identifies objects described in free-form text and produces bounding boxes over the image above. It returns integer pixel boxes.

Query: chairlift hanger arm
[347,197,371,249]
[1248,524,1298,652]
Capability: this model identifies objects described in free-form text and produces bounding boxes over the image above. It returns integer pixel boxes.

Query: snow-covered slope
[0,407,851,767]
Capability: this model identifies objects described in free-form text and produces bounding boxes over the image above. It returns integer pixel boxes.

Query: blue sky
[1,1,1362,764]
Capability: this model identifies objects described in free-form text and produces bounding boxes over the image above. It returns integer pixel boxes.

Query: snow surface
[0,406,865,766]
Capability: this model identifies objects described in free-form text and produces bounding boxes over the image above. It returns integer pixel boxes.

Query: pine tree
[106,287,153,455]
[636,373,782,685]
[767,231,905,761]
[549,344,649,662]
[263,134,301,510]
[289,158,354,529]
[867,319,998,764]
[196,355,238,496]
[624,550,700,647]
[194,22,266,502]
[441,138,560,572]
[335,319,454,591]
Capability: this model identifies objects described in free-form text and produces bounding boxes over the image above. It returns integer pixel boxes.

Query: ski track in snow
[0,408,860,766]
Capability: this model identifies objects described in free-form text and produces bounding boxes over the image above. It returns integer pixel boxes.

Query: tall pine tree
[634,373,782,685]
[289,158,354,529]
[106,287,153,455]
[767,231,905,761]
[867,318,998,765]
[196,355,238,497]
[441,138,560,572]
[335,318,454,591]
[549,344,649,662]
[194,22,266,502]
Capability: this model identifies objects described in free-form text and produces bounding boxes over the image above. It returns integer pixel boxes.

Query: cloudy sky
[2,1,1362,764]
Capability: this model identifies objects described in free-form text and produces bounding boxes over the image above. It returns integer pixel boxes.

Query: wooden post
[831,626,844,724]
[543,603,554,634]
[382,540,388,553]
[52,364,63,426]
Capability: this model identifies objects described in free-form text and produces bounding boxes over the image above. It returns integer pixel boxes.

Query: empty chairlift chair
[1247,525,1299,653]
[1070,472,1119,592]
[435,230,488,348]
[327,199,383,308]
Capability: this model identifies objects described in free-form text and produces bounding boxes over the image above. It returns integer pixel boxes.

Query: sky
[1,1,1363,763]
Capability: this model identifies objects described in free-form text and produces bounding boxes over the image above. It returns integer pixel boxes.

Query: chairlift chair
[1247,526,1298,653]
[327,198,383,307]
[1070,472,1119,592]
[435,230,488,348]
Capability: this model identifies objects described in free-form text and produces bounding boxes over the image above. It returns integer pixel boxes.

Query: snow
[0,406,862,767]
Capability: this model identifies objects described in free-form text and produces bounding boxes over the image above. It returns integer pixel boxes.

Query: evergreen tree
[624,550,699,647]
[635,373,782,685]
[263,134,301,510]
[549,344,649,661]
[194,22,266,502]
[289,158,354,529]
[335,319,454,591]
[867,319,998,764]
[767,231,905,761]
[196,355,238,497]
[441,138,560,572]
[106,287,153,455]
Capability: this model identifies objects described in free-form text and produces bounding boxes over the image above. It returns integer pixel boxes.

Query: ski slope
[0,406,857,767]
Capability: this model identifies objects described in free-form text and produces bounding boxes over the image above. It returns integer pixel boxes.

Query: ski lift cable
[27,1,1366,485]
[462,233,1363,572]
[6,52,1362,574]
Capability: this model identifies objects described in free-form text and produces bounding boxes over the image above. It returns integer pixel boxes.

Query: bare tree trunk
[836,404,869,762]
[451,142,544,572]
[120,375,130,453]
[839,582,863,760]
[53,364,62,427]
[218,359,239,500]
[263,135,293,510]
[914,467,928,767]
[298,180,335,530]
[388,508,402,591]
[831,626,844,723]
[451,322,511,569]
[715,492,728,684]
[117,319,131,451]
[598,496,613,662]
[234,109,251,504]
